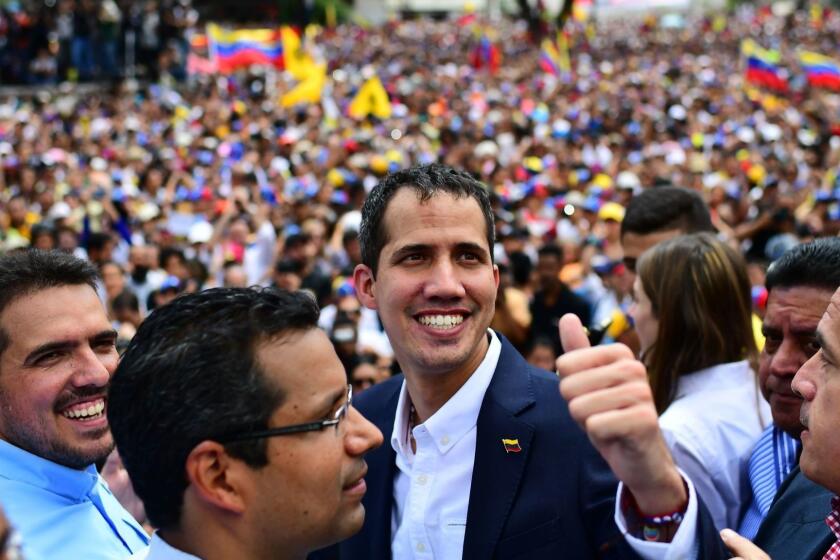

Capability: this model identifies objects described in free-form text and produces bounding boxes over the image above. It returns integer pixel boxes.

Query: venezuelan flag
[741,39,788,92]
[207,24,284,74]
[470,33,501,74]
[799,51,840,90]
[539,38,562,76]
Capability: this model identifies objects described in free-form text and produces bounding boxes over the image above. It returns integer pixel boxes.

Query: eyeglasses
[215,385,353,443]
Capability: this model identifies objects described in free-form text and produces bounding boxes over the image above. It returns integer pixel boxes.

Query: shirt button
[440,435,450,446]
[416,542,426,552]
[417,474,428,485]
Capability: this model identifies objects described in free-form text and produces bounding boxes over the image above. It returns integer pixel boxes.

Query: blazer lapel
[463,336,537,559]
[346,378,402,558]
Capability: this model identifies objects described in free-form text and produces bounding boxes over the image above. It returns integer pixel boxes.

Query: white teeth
[418,314,464,329]
[62,399,105,420]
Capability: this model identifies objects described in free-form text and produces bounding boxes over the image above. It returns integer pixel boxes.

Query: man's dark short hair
[765,237,840,294]
[111,290,140,313]
[159,247,186,269]
[86,232,112,253]
[537,244,564,261]
[359,164,495,276]
[108,288,320,531]
[621,187,714,237]
[0,250,98,357]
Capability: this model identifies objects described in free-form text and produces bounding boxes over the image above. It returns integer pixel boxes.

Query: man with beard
[0,250,149,559]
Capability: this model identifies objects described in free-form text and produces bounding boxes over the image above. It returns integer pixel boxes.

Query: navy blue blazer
[314,334,726,559]
[753,466,834,560]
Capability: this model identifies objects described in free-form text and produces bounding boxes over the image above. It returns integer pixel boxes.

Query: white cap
[188,220,213,244]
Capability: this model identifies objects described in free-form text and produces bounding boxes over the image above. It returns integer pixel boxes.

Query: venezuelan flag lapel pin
[502,438,521,453]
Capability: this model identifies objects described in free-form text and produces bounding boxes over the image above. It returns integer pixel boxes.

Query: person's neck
[403,336,490,424]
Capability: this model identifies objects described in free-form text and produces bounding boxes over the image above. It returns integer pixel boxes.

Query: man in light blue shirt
[0,251,149,559]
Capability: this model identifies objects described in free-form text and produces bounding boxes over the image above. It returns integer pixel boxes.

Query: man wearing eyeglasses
[108,287,383,560]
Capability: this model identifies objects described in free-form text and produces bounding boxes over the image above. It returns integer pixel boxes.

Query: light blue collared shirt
[130,533,201,560]
[0,439,150,560]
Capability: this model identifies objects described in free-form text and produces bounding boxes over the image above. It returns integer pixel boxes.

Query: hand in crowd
[556,313,687,515]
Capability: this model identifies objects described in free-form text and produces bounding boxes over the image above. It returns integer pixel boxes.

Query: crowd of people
[0,0,195,84]
[1,2,840,559]
[0,5,839,379]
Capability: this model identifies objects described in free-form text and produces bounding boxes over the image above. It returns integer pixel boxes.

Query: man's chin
[323,507,366,548]
[48,439,115,470]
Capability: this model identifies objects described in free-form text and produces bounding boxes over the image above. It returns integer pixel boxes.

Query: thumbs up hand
[556,314,687,517]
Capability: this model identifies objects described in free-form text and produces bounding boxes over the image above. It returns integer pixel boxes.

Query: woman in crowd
[630,232,770,531]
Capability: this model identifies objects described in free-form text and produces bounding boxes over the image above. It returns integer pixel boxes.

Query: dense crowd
[1,5,840,377]
[0,0,195,84]
[3,4,840,560]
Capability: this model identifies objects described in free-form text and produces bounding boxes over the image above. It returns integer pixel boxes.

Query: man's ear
[184,441,249,516]
[353,264,377,310]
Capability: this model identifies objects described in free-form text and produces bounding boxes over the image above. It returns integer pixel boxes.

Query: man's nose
[70,346,114,388]
[423,260,466,300]
[770,341,807,377]
[345,406,384,456]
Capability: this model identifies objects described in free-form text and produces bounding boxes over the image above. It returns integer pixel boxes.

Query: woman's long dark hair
[637,233,758,413]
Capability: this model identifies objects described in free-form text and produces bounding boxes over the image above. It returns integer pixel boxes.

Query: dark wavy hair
[359,163,495,276]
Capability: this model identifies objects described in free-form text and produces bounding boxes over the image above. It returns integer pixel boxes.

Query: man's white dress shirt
[390,331,501,559]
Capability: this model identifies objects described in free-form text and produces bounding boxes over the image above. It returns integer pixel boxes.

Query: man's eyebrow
[314,386,347,418]
[761,325,782,336]
[816,330,837,362]
[390,244,429,262]
[91,330,119,343]
[790,326,818,337]
[455,242,490,255]
[23,329,117,366]
[23,340,77,366]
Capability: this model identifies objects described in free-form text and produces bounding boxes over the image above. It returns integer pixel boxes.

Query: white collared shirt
[659,360,771,531]
[390,330,501,559]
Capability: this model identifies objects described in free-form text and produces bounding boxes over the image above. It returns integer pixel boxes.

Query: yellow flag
[348,76,392,120]
[281,63,327,107]
[282,27,318,81]
[557,32,571,75]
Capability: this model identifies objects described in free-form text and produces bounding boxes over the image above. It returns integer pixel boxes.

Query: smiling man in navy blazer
[311,164,725,560]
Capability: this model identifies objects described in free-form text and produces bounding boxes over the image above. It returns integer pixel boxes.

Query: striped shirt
[738,424,800,539]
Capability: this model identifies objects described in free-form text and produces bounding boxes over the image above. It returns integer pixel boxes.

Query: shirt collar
[674,360,753,399]
[0,438,98,502]
[391,330,501,459]
[137,533,202,560]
